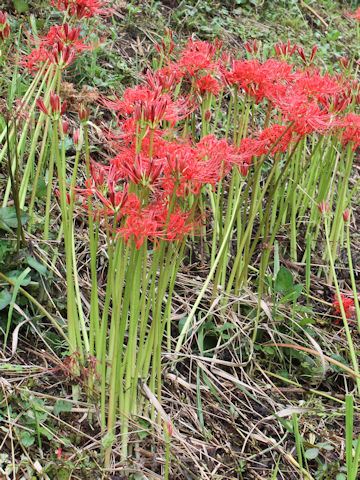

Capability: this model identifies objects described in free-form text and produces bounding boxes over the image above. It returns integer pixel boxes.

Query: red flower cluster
[21,24,93,71]
[345,7,360,22]
[333,293,356,323]
[50,0,111,18]
[74,35,360,249]
[0,11,9,41]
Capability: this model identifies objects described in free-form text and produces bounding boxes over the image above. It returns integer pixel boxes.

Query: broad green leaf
[20,430,35,447]
[0,289,11,310]
[101,433,116,449]
[7,269,31,286]
[274,267,293,295]
[0,207,30,233]
[137,418,150,440]
[35,178,47,199]
[26,256,47,276]
[305,447,319,460]
[12,0,29,13]
[279,284,304,303]
[54,400,73,416]
[336,474,346,480]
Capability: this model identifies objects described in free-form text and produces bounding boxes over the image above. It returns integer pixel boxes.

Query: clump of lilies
[2,0,360,466]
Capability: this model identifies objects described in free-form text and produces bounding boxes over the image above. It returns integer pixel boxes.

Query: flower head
[50,0,111,18]
[345,7,360,22]
[0,11,10,41]
[333,294,355,321]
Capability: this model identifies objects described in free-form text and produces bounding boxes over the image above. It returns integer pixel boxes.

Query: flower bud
[36,98,49,115]
[317,200,330,214]
[343,208,350,222]
[50,91,60,114]
[73,128,83,150]
[310,44,317,62]
[0,11,9,41]
[78,104,90,122]
[165,421,173,438]
[61,118,69,135]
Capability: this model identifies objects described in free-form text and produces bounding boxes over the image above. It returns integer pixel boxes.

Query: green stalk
[5,118,26,251]
[328,144,354,281]
[324,216,360,396]
[345,221,360,334]
[84,123,100,357]
[53,120,82,363]
[174,184,243,357]
[3,64,56,207]
[43,120,55,241]
[28,117,50,230]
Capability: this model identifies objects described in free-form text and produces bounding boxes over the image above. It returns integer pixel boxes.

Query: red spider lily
[154,29,175,58]
[343,208,350,223]
[276,93,332,136]
[237,136,265,166]
[144,68,181,93]
[321,93,351,114]
[256,123,297,155]
[293,70,344,104]
[225,58,294,103]
[37,25,92,51]
[166,210,199,241]
[78,104,90,122]
[161,135,240,197]
[109,127,168,174]
[0,11,9,41]
[274,40,297,59]
[296,45,317,64]
[339,56,350,69]
[20,47,48,72]
[317,200,330,214]
[244,39,259,55]
[48,44,77,68]
[339,113,360,150]
[333,293,356,322]
[61,118,69,135]
[21,24,93,71]
[195,73,221,96]
[51,0,112,18]
[73,128,81,146]
[101,86,192,128]
[76,163,142,221]
[345,7,360,22]
[122,153,163,187]
[119,210,163,249]
[57,446,62,459]
[37,91,67,117]
[178,39,220,76]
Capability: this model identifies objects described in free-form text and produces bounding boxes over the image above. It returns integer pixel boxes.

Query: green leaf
[336,474,346,480]
[12,0,29,13]
[305,447,319,460]
[0,289,11,310]
[274,267,293,295]
[20,430,35,447]
[26,256,47,276]
[0,207,30,233]
[57,468,70,480]
[54,400,73,416]
[7,270,31,286]
[35,178,47,199]
[330,354,347,373]
[101,433,116,449]
[279,284,304,303]
[137,418,150,440]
